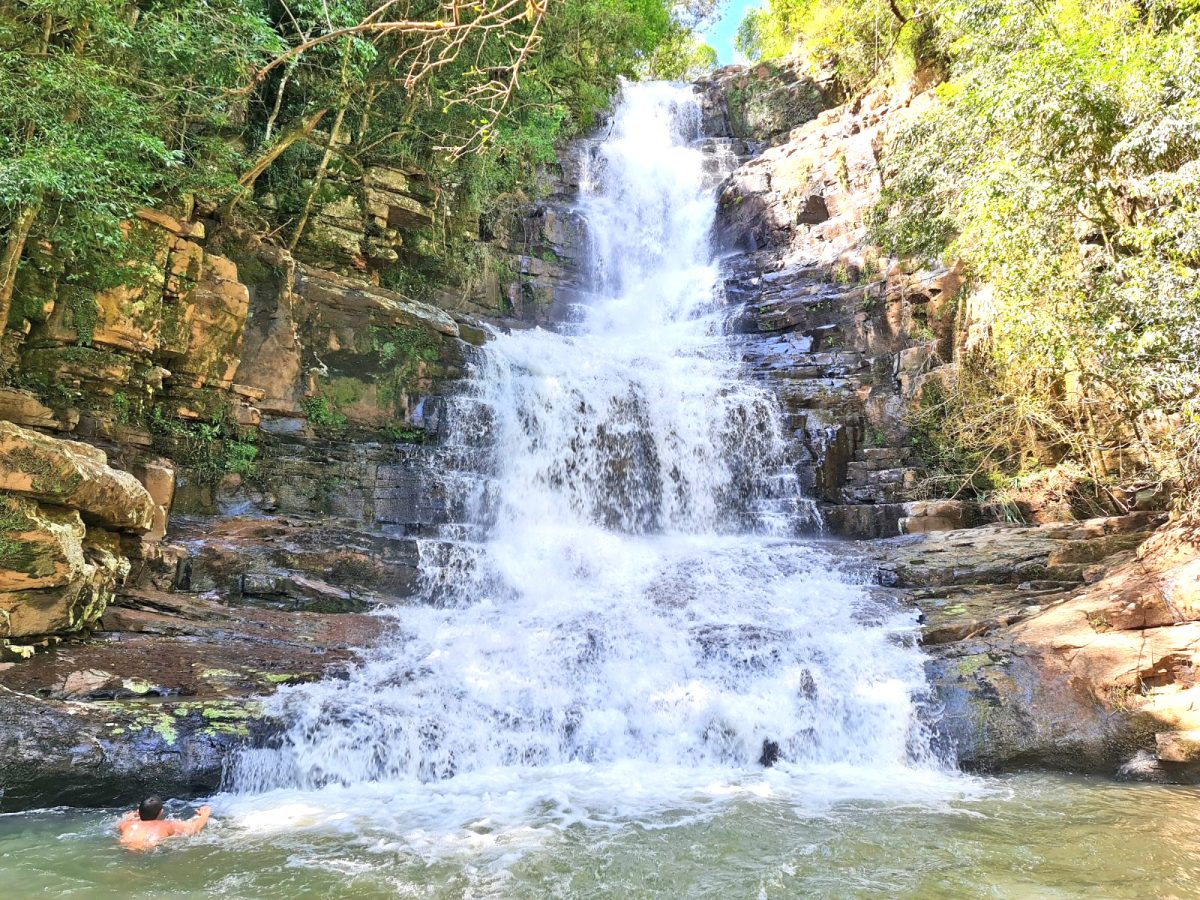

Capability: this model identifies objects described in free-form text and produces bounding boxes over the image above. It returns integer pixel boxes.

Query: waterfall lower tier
[234,535,933,790]
[232,80,944,811]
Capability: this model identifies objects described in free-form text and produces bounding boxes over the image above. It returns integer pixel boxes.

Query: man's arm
[169,805,212,837]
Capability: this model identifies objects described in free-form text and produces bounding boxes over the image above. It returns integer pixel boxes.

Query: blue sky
[701,0,764,64]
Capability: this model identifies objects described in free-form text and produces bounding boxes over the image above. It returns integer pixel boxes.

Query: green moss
[324,377,367,408]
[196,700,261,738]
[152,715,179,744]
[200,667,242,680]
[372,324,441,415]
[223,249,281,286]
[382,423,428,444]
[96,707,182,745]
[0,541,54,578]
[64,287,99,346]
[0,494,34,533]
[54,346,127,370]
[864,426,888,449]
[159,296,187,348]
[956,654,991,678]
[150,404,258,485]
[6,447,82,496]
[301,395,348,434]
[120,677,154,695]
[260,672,305,684]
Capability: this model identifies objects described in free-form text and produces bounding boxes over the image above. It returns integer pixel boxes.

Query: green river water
[1,772,1197,898]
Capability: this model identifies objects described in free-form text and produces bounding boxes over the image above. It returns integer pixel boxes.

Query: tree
[0,0,279,331]
[869,0,1200,505]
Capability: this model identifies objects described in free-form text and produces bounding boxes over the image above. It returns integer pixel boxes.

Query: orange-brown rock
[887,516,1200,777]
[0,421,154,532]
[135,458,175,543]
[0,496,85,593]
[167,252,251,390]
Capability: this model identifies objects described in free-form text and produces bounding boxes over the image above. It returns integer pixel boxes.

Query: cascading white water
[233,82,940,816]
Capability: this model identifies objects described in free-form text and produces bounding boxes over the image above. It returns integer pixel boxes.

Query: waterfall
[233,82,937,804]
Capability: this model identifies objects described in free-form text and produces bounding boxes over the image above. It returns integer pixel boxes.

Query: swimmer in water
[117,796,211,851]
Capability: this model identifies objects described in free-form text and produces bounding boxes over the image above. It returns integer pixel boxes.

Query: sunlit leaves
[870,1,1200,504]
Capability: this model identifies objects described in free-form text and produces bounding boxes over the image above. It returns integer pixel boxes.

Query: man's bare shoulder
[118,819,174,850]
[117,805,212,849]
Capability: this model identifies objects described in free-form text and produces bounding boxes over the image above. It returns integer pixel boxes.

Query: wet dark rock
[859,514,1200,780]
[0,589,381,811]
[759,739,781,767]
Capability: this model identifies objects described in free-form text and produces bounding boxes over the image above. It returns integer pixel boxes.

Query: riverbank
[0,577,382,809]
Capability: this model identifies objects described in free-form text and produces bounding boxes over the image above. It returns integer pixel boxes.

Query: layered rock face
[702,61,1188,779]
[707,66,963,538]
[0,423,153,643]
[0,141,588,807]
[854,513,1200,778]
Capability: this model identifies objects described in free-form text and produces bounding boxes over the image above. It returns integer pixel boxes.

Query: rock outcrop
[0,127,590,808]
[709,69,970,537]
[703,62,1186,780]
[0,588,381,809]
[1,423,154,648]
[855,512,1200,777]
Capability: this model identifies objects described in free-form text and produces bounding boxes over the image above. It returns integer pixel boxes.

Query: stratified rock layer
[0,423,155,642]
[857,513,1200,777]
[0,421,154,531]
[0,589,382,809]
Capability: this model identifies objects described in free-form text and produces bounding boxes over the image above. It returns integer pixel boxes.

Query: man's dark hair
[138,796,164,821]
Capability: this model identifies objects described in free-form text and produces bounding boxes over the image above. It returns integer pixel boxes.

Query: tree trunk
[288,104,348,251]
[222,107,330,219]
[0,204,39,332]
[263,68,293,143]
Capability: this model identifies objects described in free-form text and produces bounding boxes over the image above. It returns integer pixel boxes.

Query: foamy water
[223,80,952,859]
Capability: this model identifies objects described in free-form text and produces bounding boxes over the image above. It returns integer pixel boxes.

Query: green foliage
[372,325,439,367]
[869,1,1200,506]
[646,23,718,80]
[0,0,279,324]
[735,0,937,91]
[372,323,441,413]
[300,395,349,434]
[381,423,429,444]
[150,405,258,485]
[2,0,687,335]
[905,358,1056,498]
[63,287,98,346]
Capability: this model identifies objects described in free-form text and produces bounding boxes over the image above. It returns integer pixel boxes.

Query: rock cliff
[0,145,588,807]
[703,61,1189,779]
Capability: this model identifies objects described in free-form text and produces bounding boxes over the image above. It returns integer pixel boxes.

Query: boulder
[167,252,251,390]
[1156,730,1200,763]
[135,459,175,543]
[0,421,154,532]
[872,516,1200,777]
[0,495,86,592]
[0,588,383,810]
[0,518,129,639]
[900,500,965,534]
